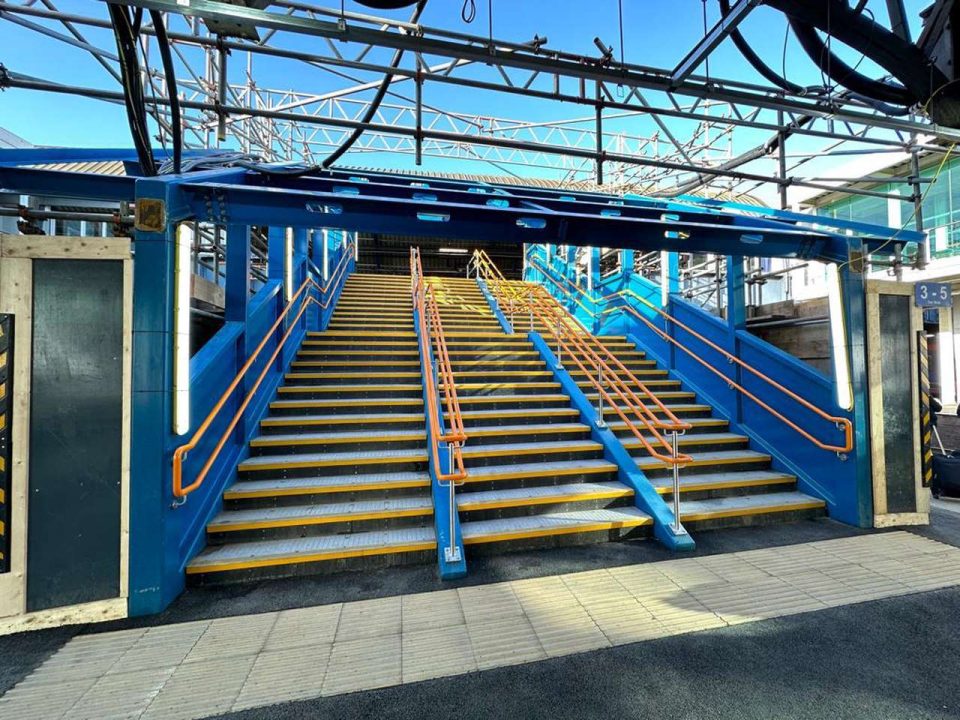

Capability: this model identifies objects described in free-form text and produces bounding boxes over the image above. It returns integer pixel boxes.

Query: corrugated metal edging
[25,160,128,176]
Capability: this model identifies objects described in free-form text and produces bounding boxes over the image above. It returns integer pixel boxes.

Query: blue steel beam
[298,169,913,250]
[676,194,926,246]
[0,167,136,201]
[184,180,849,260]
[0,147,216,167]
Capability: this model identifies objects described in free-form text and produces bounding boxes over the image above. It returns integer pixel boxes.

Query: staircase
[530,290,828,529]
[187,273,437,582]
[187,270,826,584]
[430,277,652,551]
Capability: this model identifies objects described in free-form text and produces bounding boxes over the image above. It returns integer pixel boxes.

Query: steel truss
[0,0,955,205]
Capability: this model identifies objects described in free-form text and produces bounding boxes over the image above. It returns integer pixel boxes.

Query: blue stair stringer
[526,331,695,552]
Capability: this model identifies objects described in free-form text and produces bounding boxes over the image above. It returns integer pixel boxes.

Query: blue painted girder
[184,179,843,261]
[0,166,137,201]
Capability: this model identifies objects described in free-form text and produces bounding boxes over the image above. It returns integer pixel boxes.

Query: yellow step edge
[455,371,552,378]
[291,361,422,368]
[224,476,430,499]
[462,441,598,461]
[208,506,432,533]
[656,475,794,495]
[681,500,825,523]
[623,435,743,449]
[303,341,419,348]
[458,487,632,512]
[270,398,423,409]
[461,461,616,484]
[186,540,437,574]
[463,517,651,545]
[262,414,424,427]
[639,454,771,471]
[239,452,428,472]
[467,425,584,438]
[575,371,668,379]
[458,382,559,391]
[277,385,422,394]
[285,372,422,379]
[251,431,425,447]
[277,383,423,394]
[298,350,420,356]
[457,395,566,405]
[314,331,417,338]
[459,408,579,420]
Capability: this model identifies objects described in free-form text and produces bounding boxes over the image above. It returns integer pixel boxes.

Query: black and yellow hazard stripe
[0,314,11,573]
[918,331,934,488]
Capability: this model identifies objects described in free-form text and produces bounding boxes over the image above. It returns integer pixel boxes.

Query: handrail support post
[444,442,462,563]
[555,316,563,370]
[596,364,606,428]
[671,430,684,534]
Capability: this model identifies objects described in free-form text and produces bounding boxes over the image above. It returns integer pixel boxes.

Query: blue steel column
[224,224,250,323]
[129,176,179,616]
[841,255,873,527]
[225,224,251,443]
[726,256,746,423]
[620,248,635,288]
[289,227,309,359]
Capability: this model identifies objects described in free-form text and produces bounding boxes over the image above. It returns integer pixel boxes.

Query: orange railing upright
[411,248,467,562]
[172,240,355,501]
[472,249,691,469]
[410,248,467,482]
[527,253,853,454]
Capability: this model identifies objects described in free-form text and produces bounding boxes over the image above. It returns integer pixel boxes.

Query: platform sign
[914,282,952,308]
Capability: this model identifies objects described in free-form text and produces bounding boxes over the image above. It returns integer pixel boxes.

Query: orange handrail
[529,253,853,454]
[411,248,467,482]
[603,290,854,454]
[472,250,690,467]
[172,241,355,500]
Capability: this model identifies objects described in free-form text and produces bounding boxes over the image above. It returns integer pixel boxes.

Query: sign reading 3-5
[915,281,952,308]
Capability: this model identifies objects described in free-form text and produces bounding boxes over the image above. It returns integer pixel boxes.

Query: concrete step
[186,527,437,580]
[460,507,652,549]
[224,470,431,501]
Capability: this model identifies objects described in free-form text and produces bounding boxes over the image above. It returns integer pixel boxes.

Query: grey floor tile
[322,634,401,696]
[402,626,477,683]
[233,644,331,711]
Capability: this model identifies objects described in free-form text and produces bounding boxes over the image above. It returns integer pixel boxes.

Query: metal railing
[472,250,690,531]
[528,253,854,455]
[411,248,467,562]
[171,241,355,501]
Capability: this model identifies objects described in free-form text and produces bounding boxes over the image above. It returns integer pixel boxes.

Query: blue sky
[0,0,935,195]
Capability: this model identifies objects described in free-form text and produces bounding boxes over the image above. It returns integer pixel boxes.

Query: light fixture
[322,228,330,281]
[660,250,670,306]
[173,223,193,435]
[438,247,469,255]
[826,262,854,411]
[284,227,293,302]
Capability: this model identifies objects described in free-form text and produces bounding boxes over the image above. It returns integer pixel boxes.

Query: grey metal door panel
[27,260,123,612]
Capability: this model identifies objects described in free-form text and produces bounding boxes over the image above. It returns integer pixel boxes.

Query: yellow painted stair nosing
[463,518,651,545]
[186,540,437,574]
[654,475,795,495]
[239,452,428,472]
[680,500,825,522]
[251,431,425,447]
[224,477,430,500]
[458,487,632,512]
[208,506,432,533]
